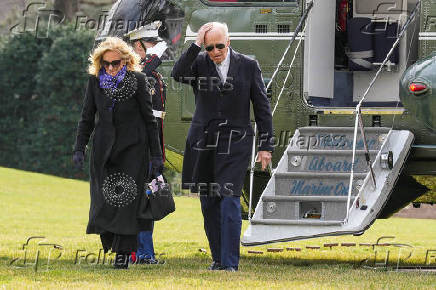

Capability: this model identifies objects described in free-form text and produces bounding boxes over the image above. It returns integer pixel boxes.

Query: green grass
[414,176,436,203]
[1,167,436,289]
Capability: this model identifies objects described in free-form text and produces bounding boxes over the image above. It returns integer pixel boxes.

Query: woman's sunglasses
[205,43,226,52]
[102,59,122,69]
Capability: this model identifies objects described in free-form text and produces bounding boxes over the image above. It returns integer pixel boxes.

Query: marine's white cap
[125,21,162,41]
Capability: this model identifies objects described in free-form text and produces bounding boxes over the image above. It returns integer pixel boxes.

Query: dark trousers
[200,195,242,268]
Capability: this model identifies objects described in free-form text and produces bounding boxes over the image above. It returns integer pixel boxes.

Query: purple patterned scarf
[98,65,127,90]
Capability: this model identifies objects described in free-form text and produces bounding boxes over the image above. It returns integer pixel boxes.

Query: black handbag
[138,181,175,221]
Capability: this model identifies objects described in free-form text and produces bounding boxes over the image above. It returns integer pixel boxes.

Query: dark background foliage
[0,25,177,182]
[0,25,95,179]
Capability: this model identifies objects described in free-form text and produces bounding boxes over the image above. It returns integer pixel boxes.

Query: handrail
[344,1,421,223]
[358,110,377,189]
[248,1,314,220]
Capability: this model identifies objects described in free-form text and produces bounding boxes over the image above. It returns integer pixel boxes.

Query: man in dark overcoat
[171,22,274,271]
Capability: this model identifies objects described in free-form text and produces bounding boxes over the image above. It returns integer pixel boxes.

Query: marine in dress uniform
[126,21,168,264]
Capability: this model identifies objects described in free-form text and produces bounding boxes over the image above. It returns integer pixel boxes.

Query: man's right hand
[195,23,213,47]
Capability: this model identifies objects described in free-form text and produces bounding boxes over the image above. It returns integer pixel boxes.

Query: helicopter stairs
[242,127,414,246]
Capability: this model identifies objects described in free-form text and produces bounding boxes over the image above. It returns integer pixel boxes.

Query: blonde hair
[88,37,142,77]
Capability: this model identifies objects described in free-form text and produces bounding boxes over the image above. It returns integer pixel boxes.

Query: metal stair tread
[287,149,379,155]
[297,127,391,133]
[262,195,356,202]
[250,218,343,226]
[275,172,368,178]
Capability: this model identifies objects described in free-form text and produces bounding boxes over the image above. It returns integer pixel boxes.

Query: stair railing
[344,1,421,223]
[248,1,314,221]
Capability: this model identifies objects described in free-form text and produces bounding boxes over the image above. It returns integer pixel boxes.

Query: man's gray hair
[210,22,229,38]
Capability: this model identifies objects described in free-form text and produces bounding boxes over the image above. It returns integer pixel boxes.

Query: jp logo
[9,236,64,272]
[355,236,436,270]
[9,2,65,38]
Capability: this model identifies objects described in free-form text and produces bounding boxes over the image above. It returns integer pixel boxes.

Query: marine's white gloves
[147,41,168,58]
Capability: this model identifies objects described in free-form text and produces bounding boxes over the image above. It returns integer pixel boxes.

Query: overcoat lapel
[204,48,241,85]
[226,48,240,85]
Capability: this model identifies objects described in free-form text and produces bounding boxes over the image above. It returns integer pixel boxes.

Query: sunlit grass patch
[1,167,436,289]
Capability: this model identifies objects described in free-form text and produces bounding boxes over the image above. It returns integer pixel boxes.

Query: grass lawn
[1,167,436,289]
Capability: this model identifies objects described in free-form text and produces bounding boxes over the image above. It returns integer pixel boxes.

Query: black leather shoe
[208,261,221,270]
[221,266,238,272]
[114,253,129,269]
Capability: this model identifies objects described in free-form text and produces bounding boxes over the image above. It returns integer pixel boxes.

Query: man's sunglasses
[205,43,226,52]
[102,59,122,69]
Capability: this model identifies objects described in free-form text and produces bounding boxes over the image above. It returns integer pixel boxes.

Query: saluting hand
[195,23,213,47]
[256,151,272,171]
[147,41,168,58]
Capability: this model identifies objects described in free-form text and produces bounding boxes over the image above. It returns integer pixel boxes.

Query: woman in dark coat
[72,37,163,269]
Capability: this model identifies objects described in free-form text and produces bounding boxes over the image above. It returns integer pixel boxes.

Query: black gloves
[73,151,84,169]
[150,156,164,179]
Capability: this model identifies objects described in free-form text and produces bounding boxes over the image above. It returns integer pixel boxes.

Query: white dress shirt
[215,49,231,83]
[193,43,231,83]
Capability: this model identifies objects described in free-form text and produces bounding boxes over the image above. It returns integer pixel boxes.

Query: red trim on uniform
[141,54,157,69]
[143,55,157,66]
[172,33,181,44]
[161,118,165,162]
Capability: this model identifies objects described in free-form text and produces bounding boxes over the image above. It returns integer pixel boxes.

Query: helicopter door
[303,0,336,103]
[305,0,415,108]
[350,0,407,105]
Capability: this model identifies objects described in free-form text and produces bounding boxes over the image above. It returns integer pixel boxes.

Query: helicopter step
[260,194,357,222]
[287,150,378,173]
[242,127,414,246]
[275,172,366,197]
[294,127,390,151]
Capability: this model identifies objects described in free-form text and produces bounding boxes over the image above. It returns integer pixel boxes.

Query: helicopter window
[255,24,268,33]
[278,24,290,33]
